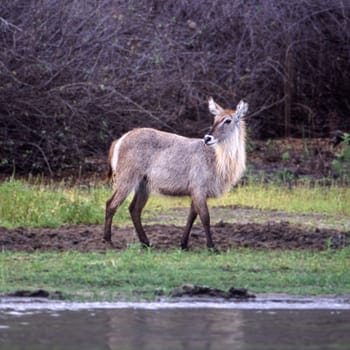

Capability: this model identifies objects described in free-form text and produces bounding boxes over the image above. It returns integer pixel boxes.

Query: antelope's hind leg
[129,179,151,247]
[104,185,130,243]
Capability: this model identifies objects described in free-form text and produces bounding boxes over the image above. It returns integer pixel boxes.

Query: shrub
[332,133,350,182]
[1,0,349,174]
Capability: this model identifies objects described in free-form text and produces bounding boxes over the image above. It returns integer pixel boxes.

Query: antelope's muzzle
[203,134,216,145]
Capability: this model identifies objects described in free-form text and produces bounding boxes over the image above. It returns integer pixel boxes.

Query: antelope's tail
[105,140,117,184]
[105,162,113,184]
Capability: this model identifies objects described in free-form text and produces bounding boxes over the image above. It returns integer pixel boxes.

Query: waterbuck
[104,98,248,250]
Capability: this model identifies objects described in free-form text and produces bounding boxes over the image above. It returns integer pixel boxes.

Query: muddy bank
[0,221,349,252]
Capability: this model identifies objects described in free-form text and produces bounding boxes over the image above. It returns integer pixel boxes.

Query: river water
[1,298,350,350]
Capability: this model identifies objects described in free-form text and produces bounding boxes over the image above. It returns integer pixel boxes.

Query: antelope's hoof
[103,239,115,248]
[180,244,189,251]
[140,241,152,249]
[208,246,220,254]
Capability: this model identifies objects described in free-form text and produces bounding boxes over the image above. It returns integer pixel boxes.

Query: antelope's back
[111,128,215,196]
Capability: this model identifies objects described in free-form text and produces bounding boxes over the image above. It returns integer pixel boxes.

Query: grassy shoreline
[0,179,349,301]
[1,247,350,301]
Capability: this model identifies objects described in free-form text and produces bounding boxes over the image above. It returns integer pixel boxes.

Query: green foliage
[281,151,290,161]
[332,133,350,182]
[1,248,349,300]
[264,139,281,161]
[276,169,296,183]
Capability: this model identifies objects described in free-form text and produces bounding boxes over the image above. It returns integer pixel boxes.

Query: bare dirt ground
[1,209,349,253]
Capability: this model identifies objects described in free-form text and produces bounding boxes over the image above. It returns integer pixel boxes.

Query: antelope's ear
[236,100,249,117]
[208,97,224,116]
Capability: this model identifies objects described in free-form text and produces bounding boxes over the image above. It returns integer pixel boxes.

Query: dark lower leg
[193,198,215,249]
[129,182,150,247]
[104,198,115,242]
[104,188,129,242]
[181,202,197,250]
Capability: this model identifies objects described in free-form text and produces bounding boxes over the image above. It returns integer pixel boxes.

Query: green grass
[0,179,130,228]
[1,178,349,301]
[212,183,350,216]
[0,179,349,229]
[1,247,349,300]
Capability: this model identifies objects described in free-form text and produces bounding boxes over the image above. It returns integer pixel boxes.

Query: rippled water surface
[1,300,350,350]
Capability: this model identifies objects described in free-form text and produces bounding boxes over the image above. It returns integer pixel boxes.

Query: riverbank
[0,176,350,301]
[0,247,349,301]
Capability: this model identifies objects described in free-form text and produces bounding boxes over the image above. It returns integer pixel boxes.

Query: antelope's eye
[223,118,232,125]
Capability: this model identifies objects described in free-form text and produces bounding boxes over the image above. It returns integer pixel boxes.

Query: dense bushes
[1,0,349,174]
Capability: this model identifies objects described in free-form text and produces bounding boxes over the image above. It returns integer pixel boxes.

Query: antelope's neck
[214,128,246,188]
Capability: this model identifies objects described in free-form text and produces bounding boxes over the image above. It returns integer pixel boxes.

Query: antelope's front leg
[192,196,215,249]
[181,201,198,250]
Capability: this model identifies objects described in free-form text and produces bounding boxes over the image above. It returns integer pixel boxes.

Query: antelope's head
[203,98,248,146]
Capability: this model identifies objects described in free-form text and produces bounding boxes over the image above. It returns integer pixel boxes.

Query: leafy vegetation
[332,133,350,182]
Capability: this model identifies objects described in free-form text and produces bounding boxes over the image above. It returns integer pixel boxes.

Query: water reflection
[106,309,243,350]
[1,308,350,350]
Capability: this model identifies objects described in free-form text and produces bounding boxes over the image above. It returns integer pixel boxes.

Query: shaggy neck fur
[214,121,246,189]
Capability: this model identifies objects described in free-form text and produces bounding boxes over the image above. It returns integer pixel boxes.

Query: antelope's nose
[203,134,214,145]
